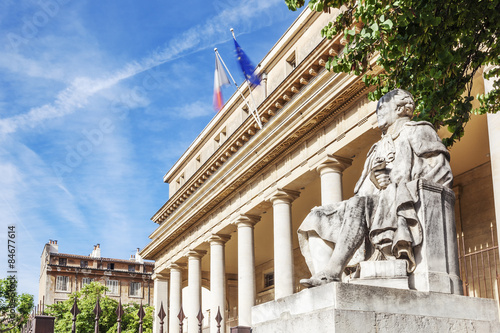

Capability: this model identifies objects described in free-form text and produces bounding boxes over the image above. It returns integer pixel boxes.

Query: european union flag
[234,39,261,87]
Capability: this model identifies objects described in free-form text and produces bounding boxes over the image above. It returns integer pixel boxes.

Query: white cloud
[170,100,213,120]
[0,0,284,136]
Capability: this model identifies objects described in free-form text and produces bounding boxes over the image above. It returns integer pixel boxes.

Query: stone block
[252,282,500,333]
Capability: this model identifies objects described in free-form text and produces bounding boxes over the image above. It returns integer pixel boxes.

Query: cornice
[152,35,347,225]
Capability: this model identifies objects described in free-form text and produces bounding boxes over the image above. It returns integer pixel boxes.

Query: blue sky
[0,0,301,303]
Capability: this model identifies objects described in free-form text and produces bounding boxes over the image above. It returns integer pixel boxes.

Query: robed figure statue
[298,89,453,287]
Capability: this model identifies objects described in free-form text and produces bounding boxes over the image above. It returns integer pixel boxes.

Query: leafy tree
[108,303,153,333]
[285,0,500,146]
[46,282,153,333]
[0,277,34,332]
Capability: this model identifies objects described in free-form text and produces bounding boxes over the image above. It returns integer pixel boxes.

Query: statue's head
[376,89,415,132]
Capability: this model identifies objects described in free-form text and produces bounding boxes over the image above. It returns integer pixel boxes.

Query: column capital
[186,249,207,259]
[167,263,185,271]
[208,234,231,245]
[233,214,261,228]
[268,188,300,205]
[316,154,352,175]
[152,272,169,280]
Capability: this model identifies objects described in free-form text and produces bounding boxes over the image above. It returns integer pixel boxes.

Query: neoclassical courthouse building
[141,8,500,333]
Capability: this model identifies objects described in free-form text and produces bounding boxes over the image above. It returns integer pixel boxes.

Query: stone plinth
[349,260,409,290]
[252,282,500,333]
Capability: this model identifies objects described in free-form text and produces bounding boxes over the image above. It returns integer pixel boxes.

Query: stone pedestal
[411,180,462,294]
[252,283,500,333]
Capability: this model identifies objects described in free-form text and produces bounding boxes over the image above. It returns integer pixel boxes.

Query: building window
[58,258,67,266]
[106,280,119,295]
[82,278,92,287]
[128,265,135,272]
[107,263,114,270]
[264,272,274,288]
[56,276,69,292]
[80,260,88,268]
[130,282,141,297]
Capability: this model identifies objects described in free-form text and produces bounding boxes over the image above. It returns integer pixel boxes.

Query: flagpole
[214,48,263,129]
[230,28,263,129]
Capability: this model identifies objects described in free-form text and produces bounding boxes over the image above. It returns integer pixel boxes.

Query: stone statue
[298,89,453,287]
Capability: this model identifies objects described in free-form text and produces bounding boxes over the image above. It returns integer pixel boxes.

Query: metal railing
[458,223,500,304]
[21,299,223,333]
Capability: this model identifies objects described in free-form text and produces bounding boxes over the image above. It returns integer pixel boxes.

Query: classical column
[235,214,261,327]
[484,66,500,259]
[187,250,206,333]
[209,234,231,333]
[317,155,352,205]
[269,189,300,299]
[169,263,183,333]
[152,272,169,333]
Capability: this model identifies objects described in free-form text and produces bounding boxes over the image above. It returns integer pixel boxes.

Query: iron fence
[458,223,500,304]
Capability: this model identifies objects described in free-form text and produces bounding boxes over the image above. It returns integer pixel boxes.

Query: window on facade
[264,272,274,288]
[106,280,119,295]
[58,258,67,266]
[107,263,114,270]
[82,278,92,287]
[130,282,141,297]
[128,265,135,272]
[56,276,69,292]
[80,260,88,268]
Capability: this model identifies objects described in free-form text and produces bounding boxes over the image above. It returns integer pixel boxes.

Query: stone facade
[140,8,500,333]
[38,240,154,306]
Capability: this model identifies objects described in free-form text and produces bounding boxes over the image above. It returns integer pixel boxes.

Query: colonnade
[152,155,352,333]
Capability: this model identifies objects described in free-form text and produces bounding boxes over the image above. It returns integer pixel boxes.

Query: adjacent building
[140,8,500,333]
[39,240,154,306]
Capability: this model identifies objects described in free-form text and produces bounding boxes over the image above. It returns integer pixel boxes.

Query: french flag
[213,54,230,111]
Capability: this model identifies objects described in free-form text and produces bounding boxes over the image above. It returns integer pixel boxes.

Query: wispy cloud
[170,100,214,120]
[0,0,284,135]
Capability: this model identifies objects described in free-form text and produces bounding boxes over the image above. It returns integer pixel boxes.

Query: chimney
[48,240,59,253]
[90,244,101,258]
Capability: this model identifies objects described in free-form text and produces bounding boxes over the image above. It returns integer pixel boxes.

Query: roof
[50,252,155,265]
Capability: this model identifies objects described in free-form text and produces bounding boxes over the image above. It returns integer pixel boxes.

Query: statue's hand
[374,169,391,189]
[370,157,390,189]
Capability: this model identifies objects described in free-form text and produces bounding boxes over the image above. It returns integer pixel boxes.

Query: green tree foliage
[46,282,153,333]
[0,277,34,332]
[285,0,500,146]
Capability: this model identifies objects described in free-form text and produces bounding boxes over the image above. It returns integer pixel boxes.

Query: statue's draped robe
[298,121,453,275]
